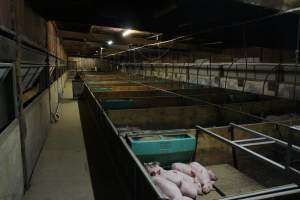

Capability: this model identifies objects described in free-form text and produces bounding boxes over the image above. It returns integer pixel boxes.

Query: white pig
[208,169,218,181]
[190,162,214,194]
[175,170,198,184]
[190,162,218,181]
[161,169,202,195]
[152,176,182,199]
[171,163,193,177]
[161,170,182,186]
[144,162,163,176]
[179,180,198,199]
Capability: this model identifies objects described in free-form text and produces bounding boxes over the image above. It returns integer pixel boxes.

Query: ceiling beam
[59,30,203,50]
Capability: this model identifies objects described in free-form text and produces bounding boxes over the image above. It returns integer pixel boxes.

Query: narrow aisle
[24,81,94,200]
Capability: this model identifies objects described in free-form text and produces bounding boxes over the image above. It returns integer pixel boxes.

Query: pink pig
[161,170,182,186]
[144,162,163,176]
[171,163,193,176]
[152,176,183,199]
[179,180,198,199]
[190,162,215,194]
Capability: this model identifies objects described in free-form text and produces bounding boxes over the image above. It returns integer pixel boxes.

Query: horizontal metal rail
[230,123,300,153]
[196,125,286,170]
[121,62,300,69]
[234,137,268,143]
[220,184,300,200]
[196,124,300,199]
[0,63,14,67]
[240,141,275,147]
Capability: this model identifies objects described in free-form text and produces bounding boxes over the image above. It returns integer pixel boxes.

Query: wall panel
[0,119,24,200]
[23,90,50,184]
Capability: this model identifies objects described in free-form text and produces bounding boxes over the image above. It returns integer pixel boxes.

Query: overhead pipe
[104,7,300,58]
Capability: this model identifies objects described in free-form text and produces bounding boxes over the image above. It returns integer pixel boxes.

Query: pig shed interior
[2,0,300,200]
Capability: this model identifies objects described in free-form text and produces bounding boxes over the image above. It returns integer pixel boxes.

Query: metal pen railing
[196,123,300,200]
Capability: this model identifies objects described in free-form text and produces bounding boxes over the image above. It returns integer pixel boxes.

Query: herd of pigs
[144,162,218,200]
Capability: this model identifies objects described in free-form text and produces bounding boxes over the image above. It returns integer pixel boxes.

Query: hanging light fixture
[107,40,113,45]
[122,29,133,37]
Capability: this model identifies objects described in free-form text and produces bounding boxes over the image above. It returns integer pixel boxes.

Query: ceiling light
[122,29,133,37]
[107,40,113,45]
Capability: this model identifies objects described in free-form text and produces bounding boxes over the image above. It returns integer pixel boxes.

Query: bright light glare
[122,29,133,37]
[107,40,113,45]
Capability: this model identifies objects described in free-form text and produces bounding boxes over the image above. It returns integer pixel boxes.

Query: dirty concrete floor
[24,80,94,200]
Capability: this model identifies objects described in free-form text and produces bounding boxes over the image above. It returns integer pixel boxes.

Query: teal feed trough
[129,133,196,167]
[91,88,113,92]
[102,99,135,109]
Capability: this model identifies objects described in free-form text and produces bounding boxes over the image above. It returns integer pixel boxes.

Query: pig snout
[208,169,218,181]
[145,162,163,176]
[202,183,214,194]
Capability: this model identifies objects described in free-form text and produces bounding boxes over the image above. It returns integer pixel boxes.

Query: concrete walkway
[24,81,94,200]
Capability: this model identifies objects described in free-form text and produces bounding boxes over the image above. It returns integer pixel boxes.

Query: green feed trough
[102,99,135,110]
[91,88,113,92]
[129,133,196,167]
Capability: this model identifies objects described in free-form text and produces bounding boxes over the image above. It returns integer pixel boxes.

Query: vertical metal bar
[165,66,168,79]
[192,129,200,161]
[11,65,19,118]
[209,55,212,88]
[293,16,300,101]
[197,67,200,85]
[242,26,248,94]
[133,164,137,200]
[229,125,238,169]
[285,128,294,174]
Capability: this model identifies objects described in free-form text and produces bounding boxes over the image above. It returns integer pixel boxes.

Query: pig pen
[78,72,300,200]
[92,84,278,111]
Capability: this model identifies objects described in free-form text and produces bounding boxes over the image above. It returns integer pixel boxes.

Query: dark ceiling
[27,0,300,57]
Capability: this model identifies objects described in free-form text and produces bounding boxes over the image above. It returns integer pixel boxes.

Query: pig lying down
[145,162,217,200]
[152,176,183,199]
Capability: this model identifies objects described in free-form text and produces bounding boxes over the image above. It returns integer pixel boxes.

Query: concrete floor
[24,81,94,200]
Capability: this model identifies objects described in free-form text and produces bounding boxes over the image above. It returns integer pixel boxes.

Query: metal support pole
[293,15,300,101]
[209,56,212,88]
[242,26,248,94]
[197,67,200,85]
[229,126,238,169]
[192,129,200,161]
[285,128,295,175]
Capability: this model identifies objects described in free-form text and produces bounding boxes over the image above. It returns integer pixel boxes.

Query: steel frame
[196,123,300,200]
